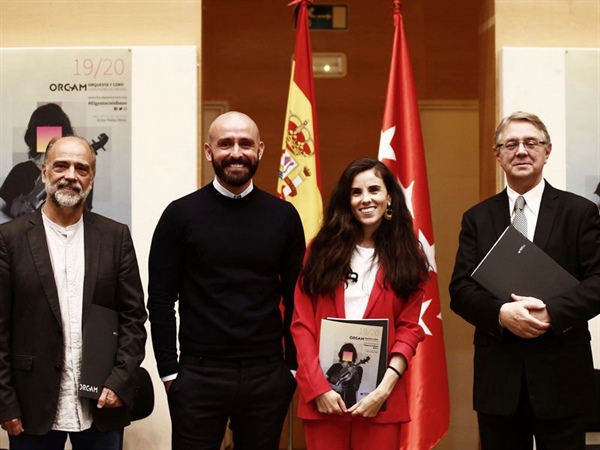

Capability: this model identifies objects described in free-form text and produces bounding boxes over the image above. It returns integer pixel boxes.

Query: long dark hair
[300,157,429,299]
[24,103,74,159]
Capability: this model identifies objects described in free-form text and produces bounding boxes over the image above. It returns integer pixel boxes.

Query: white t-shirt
[344,245,379,320]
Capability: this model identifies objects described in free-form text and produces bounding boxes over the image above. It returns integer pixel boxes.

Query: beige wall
[0,1,202,47]
[420,104,480,450]
[486,0,600,192]
[495,0,600,48]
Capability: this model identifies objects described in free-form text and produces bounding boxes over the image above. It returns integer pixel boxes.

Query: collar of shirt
[507,179,545,218]
[506,179,545,241]
[41,208,84,233]
[212,178,254,199]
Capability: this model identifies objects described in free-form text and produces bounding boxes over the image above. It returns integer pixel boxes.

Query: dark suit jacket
[449,181,600,420]
[0,209,147,434]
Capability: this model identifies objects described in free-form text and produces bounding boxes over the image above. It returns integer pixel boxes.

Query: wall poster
[0,45,198,450]
[0,47,132,226]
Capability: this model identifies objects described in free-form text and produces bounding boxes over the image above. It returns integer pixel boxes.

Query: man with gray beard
[0,136,147,449]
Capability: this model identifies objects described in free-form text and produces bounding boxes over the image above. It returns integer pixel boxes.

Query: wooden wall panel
[203,3,482,449]
[202,0,481,203]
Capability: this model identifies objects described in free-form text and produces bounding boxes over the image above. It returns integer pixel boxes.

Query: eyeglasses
[496,139,547,152]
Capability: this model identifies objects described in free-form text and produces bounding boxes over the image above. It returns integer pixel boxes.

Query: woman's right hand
[315,390,347,415]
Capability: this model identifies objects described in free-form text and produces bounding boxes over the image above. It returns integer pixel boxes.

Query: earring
[384,201,393,220]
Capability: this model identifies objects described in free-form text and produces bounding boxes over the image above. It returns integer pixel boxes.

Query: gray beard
[46,182,92,208]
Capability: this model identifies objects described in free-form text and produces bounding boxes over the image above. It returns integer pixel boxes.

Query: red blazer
[291,267,425,423]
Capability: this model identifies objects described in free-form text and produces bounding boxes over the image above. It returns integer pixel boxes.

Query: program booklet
[78,303,119,399]
[319,318,388,409]
[471,225,579,301]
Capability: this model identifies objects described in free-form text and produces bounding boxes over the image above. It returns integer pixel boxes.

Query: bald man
[148,112,306,450]
[0,136,147,449]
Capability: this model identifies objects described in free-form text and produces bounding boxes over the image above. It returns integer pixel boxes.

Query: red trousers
[303,418,401,450]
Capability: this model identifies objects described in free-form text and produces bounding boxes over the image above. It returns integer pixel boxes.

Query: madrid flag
[277,0,323,243]
[378,2,450,448]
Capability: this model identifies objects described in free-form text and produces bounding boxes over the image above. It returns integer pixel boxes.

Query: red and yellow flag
[378,2,450,448]
[277,0,323,243]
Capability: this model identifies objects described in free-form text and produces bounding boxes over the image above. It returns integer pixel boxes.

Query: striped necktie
[512,195,528,237]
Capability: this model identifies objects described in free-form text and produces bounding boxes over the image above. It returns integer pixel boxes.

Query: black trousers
[168,354,296,450]
[477,375,587,450]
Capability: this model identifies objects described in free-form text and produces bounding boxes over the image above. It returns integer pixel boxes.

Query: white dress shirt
[507,179,545,242]
[212,178,254,199]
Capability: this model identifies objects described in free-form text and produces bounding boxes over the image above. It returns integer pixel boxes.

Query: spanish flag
[277,0,323,243]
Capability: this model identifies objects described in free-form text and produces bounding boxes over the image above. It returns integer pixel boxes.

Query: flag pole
[279,1,322,449]
[287,404,293,450]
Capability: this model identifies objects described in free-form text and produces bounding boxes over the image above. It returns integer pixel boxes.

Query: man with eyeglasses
[449,111,600,449]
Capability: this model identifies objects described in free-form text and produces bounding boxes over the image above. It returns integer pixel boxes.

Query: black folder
[78,303,119,399]
[471,225,579,301]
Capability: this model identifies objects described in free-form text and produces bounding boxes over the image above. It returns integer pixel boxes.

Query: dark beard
[212,157,259,187]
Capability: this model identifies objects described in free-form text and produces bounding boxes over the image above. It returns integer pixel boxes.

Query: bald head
[206,111,261,145]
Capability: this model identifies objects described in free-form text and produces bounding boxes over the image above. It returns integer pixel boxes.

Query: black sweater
[148,184,305,377]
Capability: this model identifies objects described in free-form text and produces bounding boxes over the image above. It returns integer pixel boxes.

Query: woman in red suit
[291,158,429,450]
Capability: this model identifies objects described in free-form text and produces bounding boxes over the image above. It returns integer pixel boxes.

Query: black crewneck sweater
[148,183,305,377]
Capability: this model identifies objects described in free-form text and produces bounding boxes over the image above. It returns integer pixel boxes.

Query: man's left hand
[97,387,123,409]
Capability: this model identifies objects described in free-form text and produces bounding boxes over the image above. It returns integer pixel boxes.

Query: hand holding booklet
[471,225,579,301]
[319,318,388,409]
[79,304,119,399]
